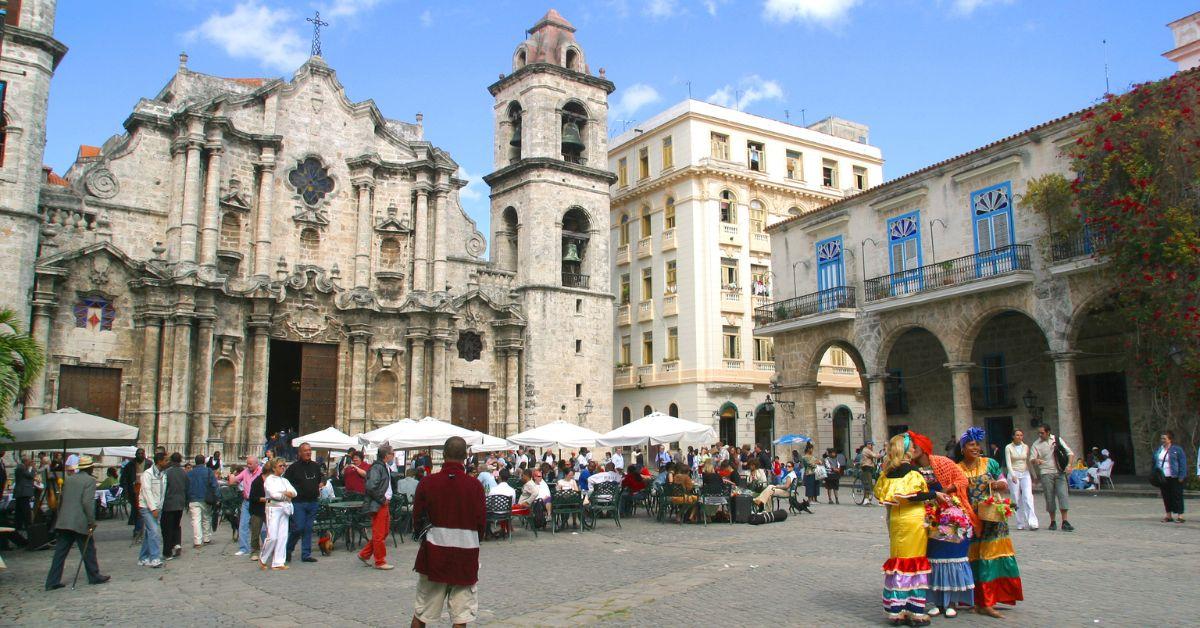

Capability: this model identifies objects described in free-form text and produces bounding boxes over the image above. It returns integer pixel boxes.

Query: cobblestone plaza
[0,496,1190,626]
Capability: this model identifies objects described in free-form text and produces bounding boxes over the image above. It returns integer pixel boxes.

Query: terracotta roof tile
[77,145,101,158]
[43,166,69,187]
[228,78,266,87]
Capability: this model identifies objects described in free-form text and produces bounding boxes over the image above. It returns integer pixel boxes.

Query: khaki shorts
[415,574,478,625]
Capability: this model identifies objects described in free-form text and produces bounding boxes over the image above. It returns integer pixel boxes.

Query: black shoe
[45,583,65,591]
[301,556,318,563]
[1061,521,1074,532]
[90,575,111,585]
[1048,521,1057,531]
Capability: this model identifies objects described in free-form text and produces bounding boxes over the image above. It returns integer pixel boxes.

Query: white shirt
[491,481,515,499]
[1158,447,1173,477]
[1004,443,1030,475]
[611,452,625,470]
[535,480,551,501]
[517,454,529,467]
[264,475,296,503]
[587,471,621,490]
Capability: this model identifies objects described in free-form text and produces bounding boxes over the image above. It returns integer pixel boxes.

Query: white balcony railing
[636,364,655,381]
[662,228,677,251]
[637,237,652,259]
[614,365,632,383]
[662,359,679,372]
[751,232,770,251]
[723,359,744,370]
[754,360,775,372]
[720,223,740,245]
[617,244,630,265]
[662,293,678,316]
[637,299,654,322]
[720,288,742,312]
[617,303,631,326]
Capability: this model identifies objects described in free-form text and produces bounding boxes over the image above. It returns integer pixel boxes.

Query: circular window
[288,157,334,206]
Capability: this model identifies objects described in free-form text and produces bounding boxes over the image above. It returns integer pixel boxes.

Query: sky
[42,0,1195,239]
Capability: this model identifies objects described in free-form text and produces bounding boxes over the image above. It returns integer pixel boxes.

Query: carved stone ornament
[292,205,330,227]
[456,331,483,362]
[375,204,412,234]
[85,168,120,199]
[466,233,486,257]
[220,178,253,212]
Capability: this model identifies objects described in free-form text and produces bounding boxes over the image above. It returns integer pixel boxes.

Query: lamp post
[1021,388,1044,427]
[928,218,947,262]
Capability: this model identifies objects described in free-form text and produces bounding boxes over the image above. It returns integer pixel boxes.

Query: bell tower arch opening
[561,100,588,164]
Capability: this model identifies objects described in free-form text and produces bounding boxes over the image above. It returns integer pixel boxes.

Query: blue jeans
[238,500,252,553]
[138,508,162,563]
[286,501,319,560]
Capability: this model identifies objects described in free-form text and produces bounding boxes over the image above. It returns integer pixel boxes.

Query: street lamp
[1021,388,1044,427]
[577,398,594,425]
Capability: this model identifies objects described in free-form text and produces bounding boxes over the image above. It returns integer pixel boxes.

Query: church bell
[562,241,582,263]
[509,119,522,147]
[561,121,585,153]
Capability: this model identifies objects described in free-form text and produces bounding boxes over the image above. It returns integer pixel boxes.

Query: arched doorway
[969,310,1052,458]
[718,401,738,446]
[668,403,679,418]
[622,407,631,425]
[754,403,774,449]
[832,405,852,459]
[883,327,952,449]
[1070,301,1136,473]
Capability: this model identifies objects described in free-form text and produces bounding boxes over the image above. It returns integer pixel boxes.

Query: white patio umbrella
[292,426,357,450]
[383,417,484,449]
[72,445,139,458]
[469,432,512,453]
[4,407,139,450]
[357,418,417,447]
[596,412,717,448]
[507,420,602,450]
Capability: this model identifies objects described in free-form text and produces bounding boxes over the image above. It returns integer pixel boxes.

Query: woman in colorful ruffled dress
[907,430,976,619]
[957,427,1023,618]
[874,434,933,626]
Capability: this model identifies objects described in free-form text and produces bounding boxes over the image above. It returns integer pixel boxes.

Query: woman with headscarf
[874,434,933,626]
[957,427,1023,618]
[907,430,976,618]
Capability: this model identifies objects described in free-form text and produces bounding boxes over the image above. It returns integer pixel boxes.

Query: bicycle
[847,467,874,505]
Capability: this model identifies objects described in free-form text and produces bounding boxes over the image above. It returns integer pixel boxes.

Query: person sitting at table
[717,460,741,487]
[518,468,551,525]
[476,463,498,493]
[587,462,621,491]
[669,463,699,523]
[754,462,808,512]
[98,467,120,492]
[396,468,420,501]
[654,464,671,487]
[745,460,769,491]
[1084,449,1114,490]
[556,468,580,492]
[577,461,594,491]
[620,466,648,515]
[540,462,557,484]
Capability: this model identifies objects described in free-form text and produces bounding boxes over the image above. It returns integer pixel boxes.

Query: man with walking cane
[44,456,110,590]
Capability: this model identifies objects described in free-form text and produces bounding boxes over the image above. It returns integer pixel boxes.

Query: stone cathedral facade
[3,4,614,452]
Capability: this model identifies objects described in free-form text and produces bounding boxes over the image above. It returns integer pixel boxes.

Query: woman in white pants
[1004,430,1039,530]
[259,458,296,570]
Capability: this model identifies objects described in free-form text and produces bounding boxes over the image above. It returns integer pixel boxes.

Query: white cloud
[706,75,784,111]
[456,166,484,202]
[324,0,384,18]
[419,9,433,28]
[949,0,1014,15]
[644,0,680,18]
[187,2,308,72]
[610,83,662,121]
[762,0,860,25]
[703,0,724,16]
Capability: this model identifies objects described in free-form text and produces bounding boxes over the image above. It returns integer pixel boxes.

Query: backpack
[1052,437,1070,473]
[531,499,547,529]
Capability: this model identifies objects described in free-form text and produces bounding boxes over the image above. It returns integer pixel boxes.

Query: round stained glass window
[288,157,334,206]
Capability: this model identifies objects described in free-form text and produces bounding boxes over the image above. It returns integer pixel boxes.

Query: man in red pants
[358,444,396,570]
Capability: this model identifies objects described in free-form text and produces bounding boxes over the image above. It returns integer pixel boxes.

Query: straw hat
[76,455,94,470]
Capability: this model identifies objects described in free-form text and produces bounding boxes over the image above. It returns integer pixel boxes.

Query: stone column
[166,143,187,261]
[1049,351,1083,457]
[353,180,374,289]
[137,315,162,444]
[23,285,56,418]
[865,373,888,446]
[199,137,224,269]
[168,315,195,447]
[253,149,277,277]
[191,316,215,451]
[157,316,176,447]
[408,330,428,418]
[430,330,449,419]
[245,316,271,445]
[412,189,430,291]
[349,329,371,435]
[501,349,518,437]
[797,382,820,448]
[179,137,205,263]
[945,362,975,440]
[432,190,449,292]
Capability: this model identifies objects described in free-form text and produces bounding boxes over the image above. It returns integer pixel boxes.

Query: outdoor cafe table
[328,500,364,549]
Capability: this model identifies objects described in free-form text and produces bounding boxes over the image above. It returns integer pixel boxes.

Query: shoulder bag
[1149,449,1167,488]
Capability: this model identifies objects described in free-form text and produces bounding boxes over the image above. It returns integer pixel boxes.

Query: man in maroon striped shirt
[411,436,486,627]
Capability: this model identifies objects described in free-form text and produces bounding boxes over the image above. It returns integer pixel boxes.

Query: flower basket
[978,487,1014,523]
[924,497,974,543]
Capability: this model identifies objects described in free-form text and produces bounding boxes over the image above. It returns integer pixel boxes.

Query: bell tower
[484,9,615,432]
[0,0,67,324]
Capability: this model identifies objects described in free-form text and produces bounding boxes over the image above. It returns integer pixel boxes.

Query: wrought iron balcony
[1049,229,1111,262]
[562,272,589,289]
[753,286,856,326]
[863,244,1032,302]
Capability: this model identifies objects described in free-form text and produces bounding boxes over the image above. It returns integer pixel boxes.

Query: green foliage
[0,308,46,440]
[1020,173,1077,234]
[1067,71,1200,401]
